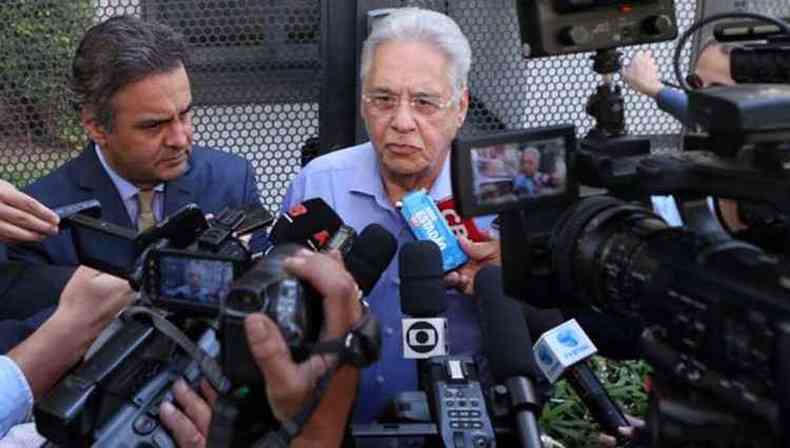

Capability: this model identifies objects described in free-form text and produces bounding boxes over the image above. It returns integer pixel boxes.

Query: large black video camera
[451,8,790,448]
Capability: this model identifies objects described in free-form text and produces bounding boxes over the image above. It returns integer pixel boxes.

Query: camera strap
[125,306,232,395]
[309,300,381,368]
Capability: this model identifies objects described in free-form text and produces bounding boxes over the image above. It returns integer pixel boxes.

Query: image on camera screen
[159,256,234,305]
[470,136,568,208]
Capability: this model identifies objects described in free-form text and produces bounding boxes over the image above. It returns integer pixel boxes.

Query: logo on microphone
[402,318,448,359]
[407,322,437,351]
[534,319,598,383]
[537,344,556,368]
[556,329,579,348]
[288,203,308,218]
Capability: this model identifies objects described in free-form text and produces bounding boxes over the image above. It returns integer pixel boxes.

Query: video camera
[713,16,790,84]
[34,199,383,447]
[451,7,790,448]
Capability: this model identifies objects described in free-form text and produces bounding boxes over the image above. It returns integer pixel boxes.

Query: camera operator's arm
[622,51,694,128]
[161,250,362,448]
[444,234,501,295]
[0,267,133,435]
[0,179,59,244]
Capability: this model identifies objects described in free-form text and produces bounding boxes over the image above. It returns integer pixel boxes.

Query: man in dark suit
[7,15,263,267]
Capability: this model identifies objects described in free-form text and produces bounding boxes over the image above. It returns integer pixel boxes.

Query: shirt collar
[94,143,164,201]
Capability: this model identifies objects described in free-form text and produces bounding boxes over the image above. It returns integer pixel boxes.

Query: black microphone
[344,224,397,297]
[400,240,447,317]
[401,242,497,448]
[476,265,544,448]
[399,240,447,358]
[270,198,343,250]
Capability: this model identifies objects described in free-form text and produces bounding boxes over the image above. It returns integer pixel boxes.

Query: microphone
[476,265,544,448]
[270,198,343,250]
[344,224,397,297]
[401,241,496,448]
[533,319,630,436]
[436,197,486,242]
[399,240,447,359]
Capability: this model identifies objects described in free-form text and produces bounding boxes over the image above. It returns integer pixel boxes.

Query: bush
[0,1,92,150]
[541,357,651,447]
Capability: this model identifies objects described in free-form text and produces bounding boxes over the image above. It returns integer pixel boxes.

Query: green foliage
[0,1,92,150]
[541,357,651,447]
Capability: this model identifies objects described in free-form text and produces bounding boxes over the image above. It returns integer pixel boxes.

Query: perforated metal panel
[0,1,91,187]
[749,1,790,17]
[2,0,773,211]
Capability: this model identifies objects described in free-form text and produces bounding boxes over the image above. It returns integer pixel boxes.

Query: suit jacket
[7,142,262,266]
[0,262,76,352]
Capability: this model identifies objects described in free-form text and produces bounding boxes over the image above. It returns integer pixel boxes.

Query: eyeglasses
[362,92,455,118]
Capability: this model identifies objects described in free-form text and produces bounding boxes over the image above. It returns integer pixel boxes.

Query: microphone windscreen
[345,224,397,296]
[270,198,343,249]
[475,265,539,381]
[399,240,447,317]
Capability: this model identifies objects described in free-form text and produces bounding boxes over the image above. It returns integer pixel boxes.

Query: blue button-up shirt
[656,87,693,129]
[0,355,33,438]
[282,142,493,424]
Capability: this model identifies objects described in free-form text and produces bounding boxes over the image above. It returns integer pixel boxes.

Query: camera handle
[585,49,626,141]
[125,307,232,395]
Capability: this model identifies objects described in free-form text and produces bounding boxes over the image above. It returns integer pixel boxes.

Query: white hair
[523,147,541,161]
[360,7,472,100]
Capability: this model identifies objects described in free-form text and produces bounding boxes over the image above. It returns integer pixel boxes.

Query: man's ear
[81,108,109,147]
[457,87,470,127]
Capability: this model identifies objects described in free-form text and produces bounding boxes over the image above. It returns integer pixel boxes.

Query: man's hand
[8,267,135,398]
[159,379,217,448]
[51,266,136,335]
[444,234,501,295]
[161,249,362,447]
[597,415,646,447]
[0,178,59,244]
[622,51,664,98]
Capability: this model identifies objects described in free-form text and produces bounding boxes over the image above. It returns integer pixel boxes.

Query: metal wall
[0,0,787,211]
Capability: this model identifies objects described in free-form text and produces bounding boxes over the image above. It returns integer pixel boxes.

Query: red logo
[312,230,331,247]
[288,203,308,218]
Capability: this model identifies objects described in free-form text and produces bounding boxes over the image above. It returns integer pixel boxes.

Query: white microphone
[534,318,630,435]
[533,319,597,383]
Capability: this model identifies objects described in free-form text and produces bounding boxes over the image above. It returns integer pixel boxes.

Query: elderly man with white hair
[281,7,503,427]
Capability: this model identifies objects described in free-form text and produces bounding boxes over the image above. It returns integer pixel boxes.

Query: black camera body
[220,243,323,388]
[516,0,678,58]
[450,86,790,447]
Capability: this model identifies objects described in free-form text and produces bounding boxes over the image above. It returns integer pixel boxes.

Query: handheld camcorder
[36,201,332,446]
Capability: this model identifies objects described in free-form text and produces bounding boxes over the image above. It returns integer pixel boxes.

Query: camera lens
[551,196,669,314]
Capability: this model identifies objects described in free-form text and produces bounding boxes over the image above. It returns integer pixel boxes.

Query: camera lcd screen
[158,255,235,306]
[69,215,138,279]
[452,125,577,217]
[472,138,568,205]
